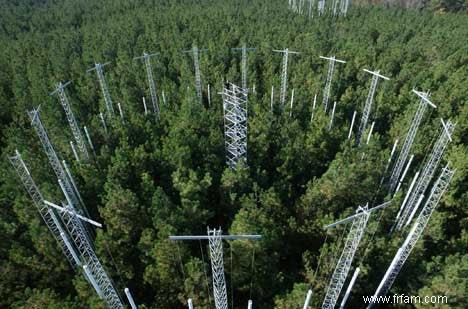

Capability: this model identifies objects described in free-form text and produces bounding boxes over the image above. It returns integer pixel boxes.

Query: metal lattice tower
[321,201,392,309]
[308,0,315,17]
[87,62,114,117]
[221,83,248,170]
[388,90,436,194]
[169,231,261,309]
[340,0,350,16]
[28,108,88,217]
[232,44,256,91]
[208,228,229,309]
[318,0,325,15]
[393,119,455,231]
[273,49,299,106]
[8,150,77,268]
[322,206,370,309]
[56,184,124,309]
[134,52,160,119]
[356,69,390,146]
[184,46,207,104]
[51,81,89,161]
[320,56,346,113]
[367,166,455,308]
[8,150,118,307]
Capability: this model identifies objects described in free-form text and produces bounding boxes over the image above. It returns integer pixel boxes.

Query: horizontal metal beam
[232,47,256,51]
[169,235,262,241]
[412,89,437,108]
[319,55,346,63]
[86,62,111,72]
[133,52,160,60]
[182,48,208,53]
[44,200,102,228]
[324,201,392,230]
[363,69,390,80]
[273,49,300,54]
[50,81,72,96]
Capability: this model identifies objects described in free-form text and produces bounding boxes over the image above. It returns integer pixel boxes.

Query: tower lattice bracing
[273,49,299,106]
[8,150,77,268]
[356,69,389,146]
[394,119,455,231]
[368,166,455,308]
[58,195,124,308]
[88,63,114,117]
[51,82,89,161]
[208,228,229,309]
[323,58,334,112]
[388,90,435,194]
[280,51,289,106]
[183,46,206,104]
[28,108,88,217]
[232,44,256,91]
[322,206,371,309]
[193,47,202,103]
[134,53,160,118]
[222,83,248,170]
[320,56,342,113]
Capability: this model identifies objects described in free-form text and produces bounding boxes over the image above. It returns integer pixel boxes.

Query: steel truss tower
[134,52,160,118]
[321,201,392,309]
[28,108,88,217]
[232,44,256,91]
[273,48,299,106]
[393,119,455,231]
[169,231,261,309]
[51,81,89,161]
[388,90,436,194]
[221,83,248,170]
[208,228,229,309]
[322,206,370,309]
[184,46,207,104]
[356,69,390,146]
[57,186,124,308]
[320,56,346,113]
[368,166,455,309]
[9,150,122,308]
[8,150,78,268]
[87,62,114,117]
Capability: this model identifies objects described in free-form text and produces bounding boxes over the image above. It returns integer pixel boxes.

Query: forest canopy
[0,0,466,308]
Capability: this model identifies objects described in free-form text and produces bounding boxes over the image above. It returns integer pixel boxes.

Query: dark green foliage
[0,0,466,308]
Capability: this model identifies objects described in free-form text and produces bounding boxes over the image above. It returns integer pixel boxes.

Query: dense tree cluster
[0,0,466,308]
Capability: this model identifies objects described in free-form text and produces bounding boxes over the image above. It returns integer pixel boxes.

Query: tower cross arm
[363,69,390,80]
[273,49,300,54]
[319,56,346,63]
[133,52,160,61]
[50,81,72,96]
[86,62,111,72]
[44,200,102,228]
[169,235,262,241]
[232,47,257,51]
[324,201,392,230]
[412,89,437,108]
